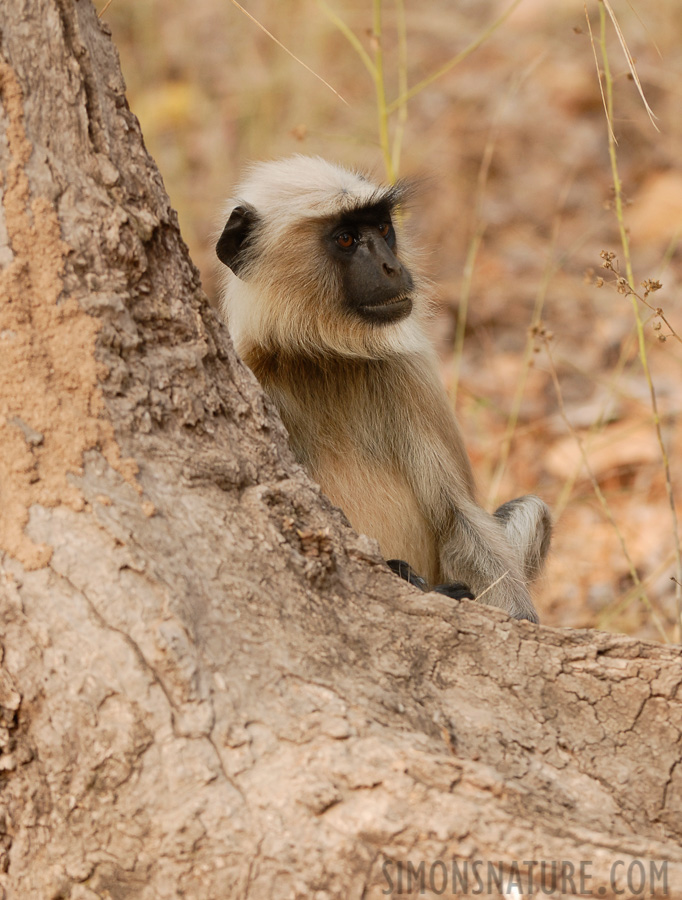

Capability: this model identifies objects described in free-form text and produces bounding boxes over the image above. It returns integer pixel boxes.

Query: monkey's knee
[494,494,552,582]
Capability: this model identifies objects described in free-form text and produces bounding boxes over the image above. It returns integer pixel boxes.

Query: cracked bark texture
[0,2,681,898]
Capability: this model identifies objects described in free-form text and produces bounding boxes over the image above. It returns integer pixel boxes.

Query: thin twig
[487,170,573,509]
[372,0,394,181]
[387,0,524,113]
[597,549,676,629]
[584,3,616,144]
[450,226,484,408]
[230,0,348,105]
[476,570,511,601]
[543,336,669,643]
[390,0,409,176]
[597,4,681,636]
[317,0,376,80]
[551,327,638,523]
[602,0,659,130]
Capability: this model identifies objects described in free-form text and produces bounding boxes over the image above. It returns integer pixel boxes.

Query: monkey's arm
[395,366,550,622]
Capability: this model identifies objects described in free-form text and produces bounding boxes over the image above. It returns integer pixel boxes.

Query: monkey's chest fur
[311,450,439,582]
[246,348,468,585]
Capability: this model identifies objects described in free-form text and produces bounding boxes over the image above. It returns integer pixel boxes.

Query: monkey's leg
[493,495,552,582]
[439,504,541,622]
[444,493,550,623]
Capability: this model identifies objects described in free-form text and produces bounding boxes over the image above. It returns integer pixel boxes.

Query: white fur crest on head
[217,156,432,360]
[228,155,384,221]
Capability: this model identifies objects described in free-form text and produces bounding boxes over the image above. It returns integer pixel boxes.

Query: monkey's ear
[216,204,259,276]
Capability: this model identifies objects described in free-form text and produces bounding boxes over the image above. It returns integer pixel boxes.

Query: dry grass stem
[230,0,348,106]
[596,4,682,634]
[386,0,525,113]
[602,0,659,130]
[543,336,670,643]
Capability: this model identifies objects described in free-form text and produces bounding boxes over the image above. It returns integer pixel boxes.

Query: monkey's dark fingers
[386,559,428,591]
[432,582,475,601]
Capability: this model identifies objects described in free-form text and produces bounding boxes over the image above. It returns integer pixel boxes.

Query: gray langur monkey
[216,156,551,622]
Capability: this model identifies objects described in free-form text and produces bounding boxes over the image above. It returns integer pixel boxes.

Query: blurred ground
[104,0,682,641]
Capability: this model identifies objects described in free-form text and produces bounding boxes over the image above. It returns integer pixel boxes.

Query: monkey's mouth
[357,294,413,324]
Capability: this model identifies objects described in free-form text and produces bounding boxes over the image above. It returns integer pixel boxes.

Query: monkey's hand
[387,559,428,590]
[388,560,475,602]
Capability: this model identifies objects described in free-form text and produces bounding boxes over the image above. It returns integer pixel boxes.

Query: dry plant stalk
[229,0,348,105]
[585,2,682,636]
[541,332,670,643]
[319,0,525,183]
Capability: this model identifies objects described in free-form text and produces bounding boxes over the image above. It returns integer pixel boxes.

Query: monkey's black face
[216,195,415,327]
[327,210,414,325]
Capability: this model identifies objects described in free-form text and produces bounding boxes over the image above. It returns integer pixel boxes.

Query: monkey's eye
[336,232,356,250]
[378,223,391,238]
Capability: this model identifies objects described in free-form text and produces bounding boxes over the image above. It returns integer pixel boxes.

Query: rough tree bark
[0,2,681,898]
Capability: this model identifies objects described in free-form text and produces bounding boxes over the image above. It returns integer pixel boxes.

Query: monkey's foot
[388,560,475,602]
[388,560,538,621]
[432,582,475,601]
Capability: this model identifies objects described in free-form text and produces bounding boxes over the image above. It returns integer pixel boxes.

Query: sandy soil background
[102,0,682,641]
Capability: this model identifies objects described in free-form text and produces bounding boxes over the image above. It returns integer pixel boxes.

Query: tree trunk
[0,3,681,898]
